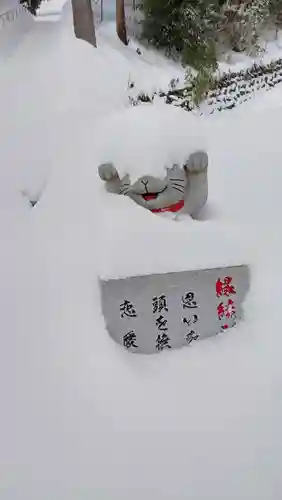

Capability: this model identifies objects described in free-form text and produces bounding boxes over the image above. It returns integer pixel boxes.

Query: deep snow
[1,5,282,500]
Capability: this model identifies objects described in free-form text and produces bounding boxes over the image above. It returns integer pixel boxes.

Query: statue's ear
[184,151,208,174]
[98,163,120,182]
[121,173,130,185]
[165,163,185,177]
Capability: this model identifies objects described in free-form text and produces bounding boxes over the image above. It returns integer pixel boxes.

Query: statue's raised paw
[184,151,208,174]
[98,163,120,182]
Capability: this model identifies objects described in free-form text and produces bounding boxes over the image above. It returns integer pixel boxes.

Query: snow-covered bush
[217,0,270,54]
[20,0,42,15]
[139,0,220,70]
[269,0,282,36]
[139,0,282,66]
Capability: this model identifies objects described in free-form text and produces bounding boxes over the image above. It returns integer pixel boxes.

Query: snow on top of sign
[95,103,207,182]
[97,192,250,280]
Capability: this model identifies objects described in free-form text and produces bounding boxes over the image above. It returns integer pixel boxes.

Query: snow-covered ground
[1,5,282,500]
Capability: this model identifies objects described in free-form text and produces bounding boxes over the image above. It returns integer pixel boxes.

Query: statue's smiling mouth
[142,187,167,201]
[142,193,158,201]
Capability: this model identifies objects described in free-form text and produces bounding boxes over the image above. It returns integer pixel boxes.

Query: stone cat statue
[98,151,208,217]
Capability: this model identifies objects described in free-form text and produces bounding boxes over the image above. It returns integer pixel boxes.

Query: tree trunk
[71,0,96,47]
[116,0,128,45]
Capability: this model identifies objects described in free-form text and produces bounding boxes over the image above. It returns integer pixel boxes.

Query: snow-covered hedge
[129,57,282,114]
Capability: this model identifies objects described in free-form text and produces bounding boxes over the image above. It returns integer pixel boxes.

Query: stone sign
[100,265,250,354]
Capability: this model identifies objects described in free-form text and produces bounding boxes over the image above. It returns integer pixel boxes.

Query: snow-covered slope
[1,9,282,500]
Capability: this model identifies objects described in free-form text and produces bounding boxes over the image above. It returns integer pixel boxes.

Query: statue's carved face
[119,164,187,212]
[98,151,208,216]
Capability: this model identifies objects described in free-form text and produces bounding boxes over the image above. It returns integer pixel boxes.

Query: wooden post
[71,0,96,47]
[116,0,128,45]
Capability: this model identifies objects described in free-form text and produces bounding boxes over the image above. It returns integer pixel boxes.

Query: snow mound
[95,103,207,180]
[98,192,250,279]
[2,14,282,500]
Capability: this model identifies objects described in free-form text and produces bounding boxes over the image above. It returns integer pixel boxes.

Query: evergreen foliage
[139,0,282,67]
[140,0,220,69]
